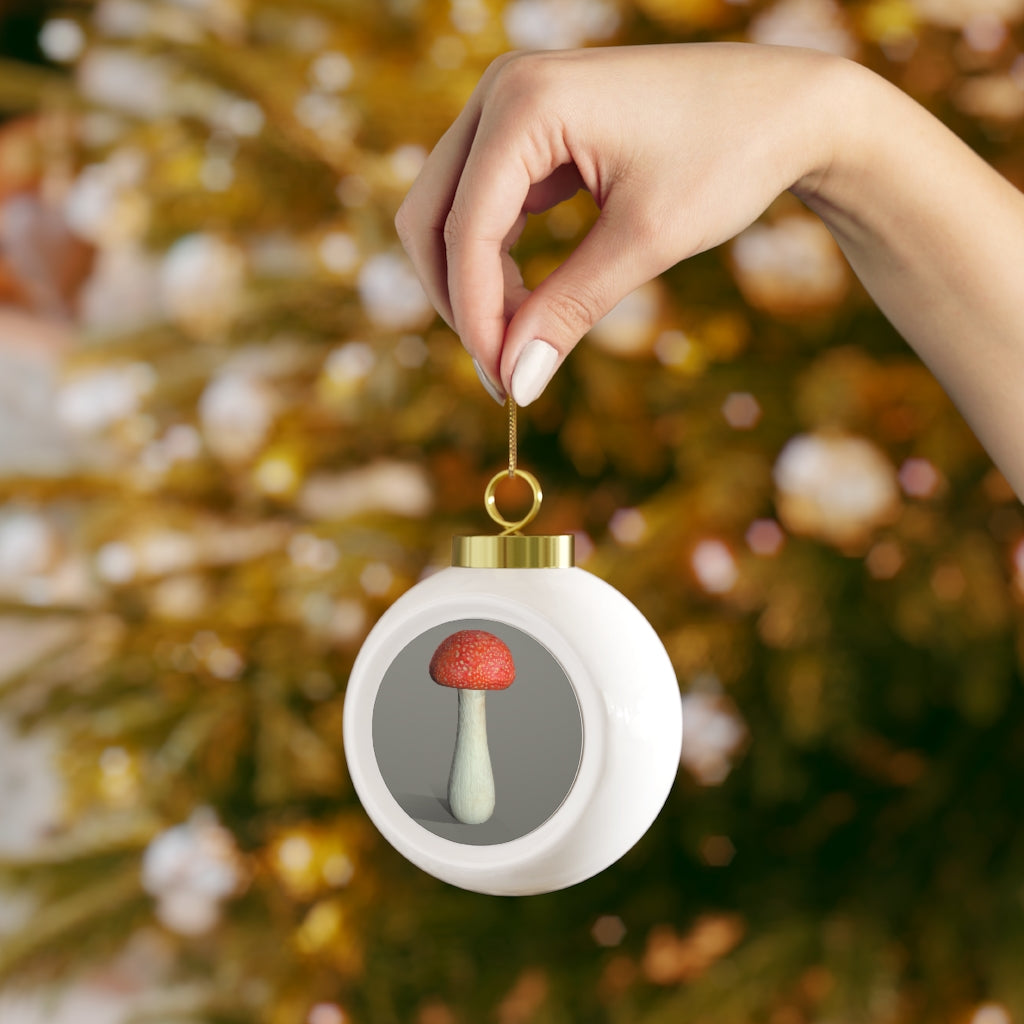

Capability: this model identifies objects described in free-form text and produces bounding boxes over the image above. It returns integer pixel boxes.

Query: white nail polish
[511,339,559,407]
[472,359,506,405]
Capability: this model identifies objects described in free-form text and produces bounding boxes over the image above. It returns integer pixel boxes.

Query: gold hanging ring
[484,468,543,535]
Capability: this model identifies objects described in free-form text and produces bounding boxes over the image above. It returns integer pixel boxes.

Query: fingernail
[472,358,506,405]
[511,339,559,407]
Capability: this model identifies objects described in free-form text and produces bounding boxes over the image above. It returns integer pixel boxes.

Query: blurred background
[1,0,1023,1022]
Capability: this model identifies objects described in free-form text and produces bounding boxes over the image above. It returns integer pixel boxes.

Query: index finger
[394,55,520,331]
[445,94,568,382]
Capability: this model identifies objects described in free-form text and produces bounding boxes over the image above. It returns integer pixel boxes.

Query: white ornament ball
[160,233,246,338]
[344,558,682,895]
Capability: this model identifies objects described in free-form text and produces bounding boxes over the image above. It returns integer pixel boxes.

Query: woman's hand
[397,42,1024,499]
[396,43,844,404]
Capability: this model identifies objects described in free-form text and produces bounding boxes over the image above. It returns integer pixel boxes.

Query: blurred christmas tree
[1,0,1023,1022]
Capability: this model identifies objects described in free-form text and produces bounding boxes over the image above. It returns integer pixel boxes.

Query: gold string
[507,396,517,478]
[483,397,541,534]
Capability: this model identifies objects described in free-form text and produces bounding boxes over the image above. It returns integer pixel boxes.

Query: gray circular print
[372,618,584,845]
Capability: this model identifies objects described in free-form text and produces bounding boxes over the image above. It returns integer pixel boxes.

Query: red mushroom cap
[429,629,515,691]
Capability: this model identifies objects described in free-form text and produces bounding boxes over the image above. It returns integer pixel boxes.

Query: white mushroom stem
[448,689,495,825]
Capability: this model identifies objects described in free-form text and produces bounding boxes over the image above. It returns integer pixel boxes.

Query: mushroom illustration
[429,629,515,825]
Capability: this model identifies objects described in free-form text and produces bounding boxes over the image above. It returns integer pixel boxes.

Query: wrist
[788,53,877,213]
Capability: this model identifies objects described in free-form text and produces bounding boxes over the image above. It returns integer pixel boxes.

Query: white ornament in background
[588,281,662,358]
[330,599,368,644]
[93,0,151,39]
[64,148,149,247]
[503,0,619,49]
[98,528,202,585]
[357,252,434,331]
[773,432,901,547]
[134,530,200,577]
[57,363,156,434]
[294,92,358,147]
[150,575,210,620]
[970,1006,1013,1024]
[678,690,748,786]
[95,541,137,584]
[298,460,433,521]
[288,533,340,572]
[962,12,1008,50]
[307,1005,346,1024]
[318,231,360,275]
[389,144,427,184]
[0,512,60,582]
[214,336,311,379]
[39,18,86,63]
[731,214,849,314]
[76,48,176,118]
[451,0,490,34]
[94,0,205,44]
[198,372,279,463]
[0,715,64,858]
[309,51,354,92]
[79,242,162,334]
[164,0,247,39]
[691,539,740,595]
[359,562,394,597]
[323,341,376,388]
[0,320,88,477]
[211,96,265,137]
[139,423,203,479]
[160,233,246,337]
[0,508,96,607]
[608,507,647,547]
[141,808,242,936]
[97,521,290,585]
[0,987,134,1024]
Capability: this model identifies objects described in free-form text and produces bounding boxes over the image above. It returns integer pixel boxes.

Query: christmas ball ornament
[344,402,682,895]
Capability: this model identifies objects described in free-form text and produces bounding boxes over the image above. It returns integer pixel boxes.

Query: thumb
[500,208,656,406]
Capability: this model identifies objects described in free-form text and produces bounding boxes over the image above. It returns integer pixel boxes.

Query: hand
[397,42,1024,500]
[395,43,844,405]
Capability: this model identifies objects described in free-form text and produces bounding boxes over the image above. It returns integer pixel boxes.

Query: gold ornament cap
[452,532,575,569]
[452,466,574,569]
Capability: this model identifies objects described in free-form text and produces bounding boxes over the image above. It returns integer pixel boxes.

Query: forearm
[795,59,1024,497]
[397,41,1024,463]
